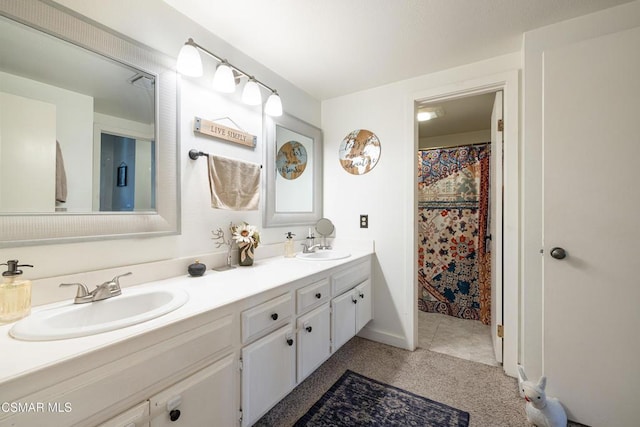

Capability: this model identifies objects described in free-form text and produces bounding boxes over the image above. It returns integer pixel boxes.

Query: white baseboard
[357,325,409,350]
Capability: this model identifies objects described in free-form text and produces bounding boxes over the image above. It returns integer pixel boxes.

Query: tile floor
[418,310,500,366]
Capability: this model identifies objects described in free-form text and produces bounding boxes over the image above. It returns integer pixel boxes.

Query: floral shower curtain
[417,144,491,325]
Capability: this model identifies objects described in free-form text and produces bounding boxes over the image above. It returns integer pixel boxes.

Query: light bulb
[176,41,203,77]
[212,62,236,93]
[242,78,262,106]
[265,91,283,116]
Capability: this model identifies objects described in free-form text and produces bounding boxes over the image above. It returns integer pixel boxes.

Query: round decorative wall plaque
[338,129,381,175]
[276,140,307,180]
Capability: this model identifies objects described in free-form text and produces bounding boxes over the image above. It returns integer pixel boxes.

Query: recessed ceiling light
[417,107,444,122]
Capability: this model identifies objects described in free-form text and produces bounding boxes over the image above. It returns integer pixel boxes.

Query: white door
[297,303,331,382]
[543,26,640,426]
[331,290,356,352]
[355,279,373,332]
[241,325,296,427]
[150,354,237,427]
[490,91,503,363]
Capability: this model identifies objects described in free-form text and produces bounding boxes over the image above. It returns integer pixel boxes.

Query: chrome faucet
[60,272,132,304]
[301,243,321,253]
[301,242,333,253]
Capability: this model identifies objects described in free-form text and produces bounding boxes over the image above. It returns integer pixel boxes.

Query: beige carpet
[256,336,530,426]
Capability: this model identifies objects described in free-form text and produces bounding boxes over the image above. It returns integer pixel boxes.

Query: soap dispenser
[284,232,296,258]
[0,260,33,323]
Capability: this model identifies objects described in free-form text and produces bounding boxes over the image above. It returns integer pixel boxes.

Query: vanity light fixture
[212,61,236,93]
[265,90,283,117]
[242,77,262,105]
[176,39,203,77]
[176,38,283,116]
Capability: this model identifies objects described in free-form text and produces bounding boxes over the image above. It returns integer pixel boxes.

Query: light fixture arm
[184,38,276,94]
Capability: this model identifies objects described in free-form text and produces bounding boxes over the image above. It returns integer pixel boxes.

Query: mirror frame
[0,0,180,247]
[264,113,322,227]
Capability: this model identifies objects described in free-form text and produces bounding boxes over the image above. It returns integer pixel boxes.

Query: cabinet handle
[169,409,181,422]
[315,292,322,299]
[271,313,278,321]
[359,292,364,299]
[306,326,313,333]
[286,338,294,346]
[352,297,358,304]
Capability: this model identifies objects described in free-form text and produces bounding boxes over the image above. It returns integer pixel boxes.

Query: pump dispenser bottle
[0,260,33,323]
[284,232,296,258]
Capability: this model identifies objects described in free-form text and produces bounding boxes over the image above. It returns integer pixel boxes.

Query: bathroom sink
[296,250,351,261]
[9,288,189,341]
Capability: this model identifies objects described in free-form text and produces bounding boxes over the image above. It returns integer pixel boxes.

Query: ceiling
[418,93,496,137]
[162,0,632,100]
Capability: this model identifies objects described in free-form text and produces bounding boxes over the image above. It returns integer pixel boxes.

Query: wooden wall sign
[194,117,257,148]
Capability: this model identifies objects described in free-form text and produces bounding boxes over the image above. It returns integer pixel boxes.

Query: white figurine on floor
[517,365,567,427]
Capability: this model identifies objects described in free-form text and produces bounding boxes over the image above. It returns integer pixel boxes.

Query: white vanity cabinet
[0,253,373,427]
[331,278,373,352]
[297,303,331,382]
[149,354,237,427]
[98,401,149,427]
[241,325,296,427]
[240,293,296,426]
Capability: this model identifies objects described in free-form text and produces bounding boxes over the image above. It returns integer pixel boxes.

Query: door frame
[407,70,520,377]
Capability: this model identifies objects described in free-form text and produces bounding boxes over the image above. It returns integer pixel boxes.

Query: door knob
[550,247,567,260]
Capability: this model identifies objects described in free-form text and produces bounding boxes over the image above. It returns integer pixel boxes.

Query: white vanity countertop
[0,249,372,385]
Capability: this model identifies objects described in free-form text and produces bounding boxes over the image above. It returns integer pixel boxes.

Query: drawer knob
[271,313,278,321]
[306,326,313,333]
[169,409,181,422]
[286,338,294,346]
[315,292,322,299]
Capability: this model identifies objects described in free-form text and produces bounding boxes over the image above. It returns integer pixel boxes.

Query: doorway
[416,92,501,366]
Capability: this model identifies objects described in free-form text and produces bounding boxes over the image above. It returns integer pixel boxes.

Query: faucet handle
[107,272,132,295]
[59,282,91,303]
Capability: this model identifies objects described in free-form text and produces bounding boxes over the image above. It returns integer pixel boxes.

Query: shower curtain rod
[419,141,490,151]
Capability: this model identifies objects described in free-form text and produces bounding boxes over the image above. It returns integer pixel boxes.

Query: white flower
[232,222,260,248]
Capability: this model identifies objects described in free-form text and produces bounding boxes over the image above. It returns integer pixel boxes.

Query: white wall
[321,53,520,352]
[1,71,94,212]
[0,93,56,212]
[0,1,321,301]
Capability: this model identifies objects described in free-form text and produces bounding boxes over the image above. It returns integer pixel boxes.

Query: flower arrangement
[231,222,260,249]
[231,222,260,266]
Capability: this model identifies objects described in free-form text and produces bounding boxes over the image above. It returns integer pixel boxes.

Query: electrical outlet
[360,214,368,228]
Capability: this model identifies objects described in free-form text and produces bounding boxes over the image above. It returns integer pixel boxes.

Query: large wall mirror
[0,1,179,246]
[264,113,322,227]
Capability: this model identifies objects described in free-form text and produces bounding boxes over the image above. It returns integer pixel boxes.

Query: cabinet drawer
[296,278,330,314]
[331,260,371,296]
[242,293,292,343]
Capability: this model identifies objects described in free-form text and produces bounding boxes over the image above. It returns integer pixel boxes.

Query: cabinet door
[241,325,296,427]
[149,354,237,427]
[355,279,373,332]
[297,303,331,382]
[99,401,149,427]
[331,290,356,352]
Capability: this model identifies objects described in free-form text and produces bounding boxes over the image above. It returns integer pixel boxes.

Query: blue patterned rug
[294,370,470,426]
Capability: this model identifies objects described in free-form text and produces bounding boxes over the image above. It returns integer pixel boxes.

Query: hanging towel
[207,154,260,210]
[55,140,68,203]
